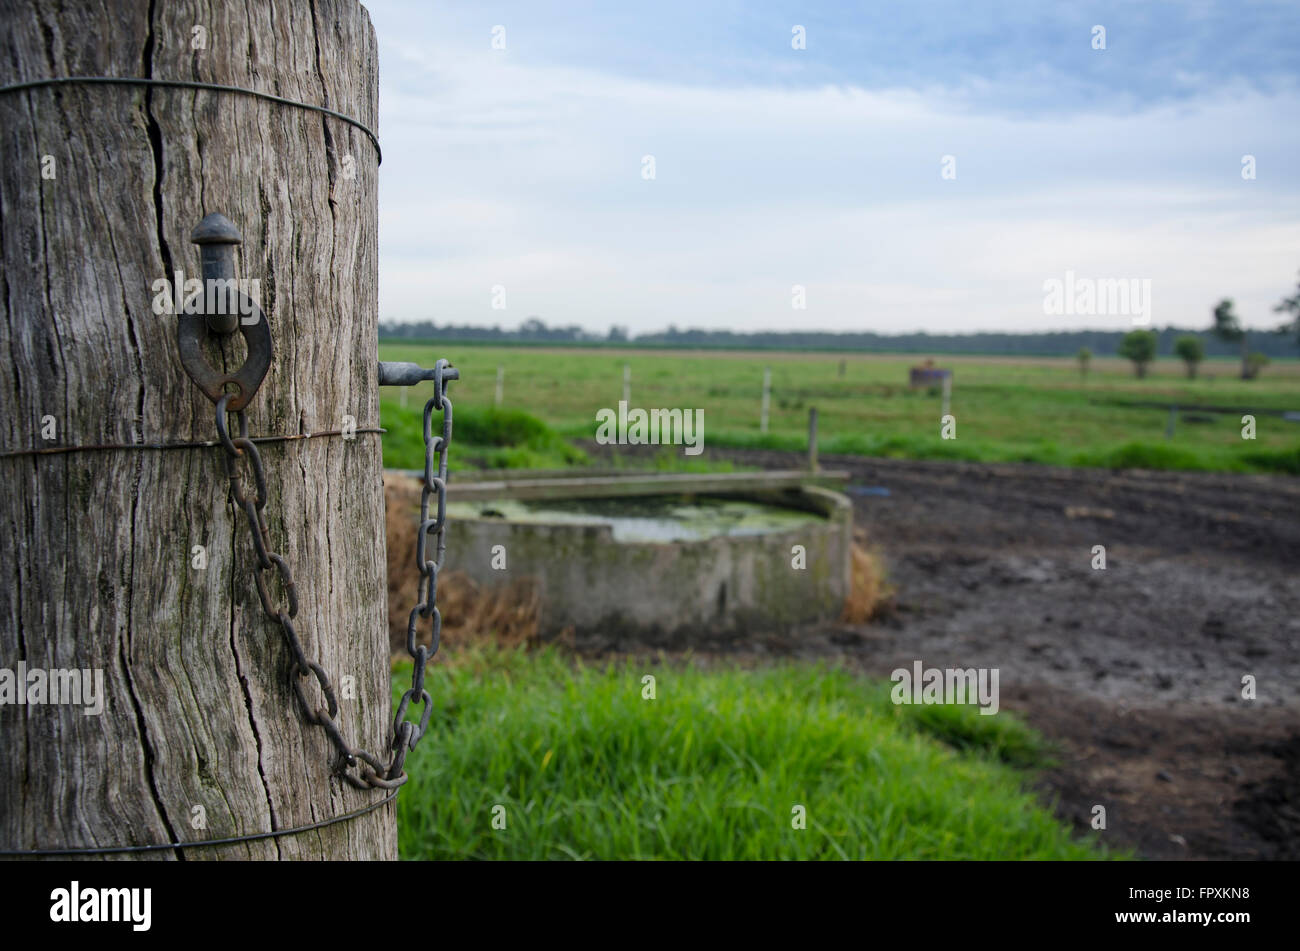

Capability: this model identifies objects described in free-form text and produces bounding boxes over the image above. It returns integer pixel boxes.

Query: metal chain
[214,360,453,791]
[397,360,456,772]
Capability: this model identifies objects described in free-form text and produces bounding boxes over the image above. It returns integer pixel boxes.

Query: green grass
[379,344,1300,476]
[394,649,1115,860]
[380,397,588,471]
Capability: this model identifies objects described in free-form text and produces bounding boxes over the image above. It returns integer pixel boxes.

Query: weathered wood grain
[0,0,394,859]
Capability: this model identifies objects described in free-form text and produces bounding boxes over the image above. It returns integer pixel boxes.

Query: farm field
[379,342,1300,861]
[379,346,1300,861]
[378,343,1300,475]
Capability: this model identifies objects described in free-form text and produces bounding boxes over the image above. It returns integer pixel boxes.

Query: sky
[362,1,1300,335]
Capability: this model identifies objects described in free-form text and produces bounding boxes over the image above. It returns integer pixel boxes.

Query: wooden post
[623,363,631,406]
[941,373,952,420]
[0,1,395,859]
[808,407,819,473]
[495,365,505,407]
[760,367,771,434]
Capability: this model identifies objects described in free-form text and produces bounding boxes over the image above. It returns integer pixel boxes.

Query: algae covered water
[447,495,822,543]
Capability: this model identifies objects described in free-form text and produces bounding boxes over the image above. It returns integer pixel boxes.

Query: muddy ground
[576,444,1300,860]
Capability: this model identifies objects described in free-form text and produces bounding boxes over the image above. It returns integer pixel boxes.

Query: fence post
[623,363,631,405]
[0,0,395,859]
[496,365,505,407]
[808,407,819,472]
[760,367,771,434]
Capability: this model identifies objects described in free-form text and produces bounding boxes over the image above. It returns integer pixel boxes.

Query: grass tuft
[380,398,587,471]
[395,649,1117,860]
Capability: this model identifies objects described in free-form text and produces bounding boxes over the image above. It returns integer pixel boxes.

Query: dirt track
[581,444,1300,860]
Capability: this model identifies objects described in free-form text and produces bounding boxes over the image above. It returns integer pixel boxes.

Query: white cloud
[367,10,1300,334]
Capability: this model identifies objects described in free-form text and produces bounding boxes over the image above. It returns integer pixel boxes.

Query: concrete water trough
[433,469,854,643]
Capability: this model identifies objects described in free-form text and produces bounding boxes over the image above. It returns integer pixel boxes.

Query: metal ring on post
[177,298,272,412]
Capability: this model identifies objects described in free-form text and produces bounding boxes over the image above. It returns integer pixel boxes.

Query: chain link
[214,360,454,791]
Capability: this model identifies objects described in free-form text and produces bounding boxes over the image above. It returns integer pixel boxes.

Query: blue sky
[363,1,1300,334]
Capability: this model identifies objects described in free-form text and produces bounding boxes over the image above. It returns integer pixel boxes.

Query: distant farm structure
[909,362,952,388]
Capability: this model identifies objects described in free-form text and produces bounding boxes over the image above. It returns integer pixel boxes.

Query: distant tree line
[380,316,611,344]
[380,319,1300,358]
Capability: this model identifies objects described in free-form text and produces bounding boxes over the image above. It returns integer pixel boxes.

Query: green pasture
[378,344,1300,474]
